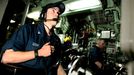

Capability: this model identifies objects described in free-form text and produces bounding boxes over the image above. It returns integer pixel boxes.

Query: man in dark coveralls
[0,2,66,75]
[89,38,106,75]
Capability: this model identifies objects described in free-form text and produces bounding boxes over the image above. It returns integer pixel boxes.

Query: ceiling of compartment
[27,0,103,20]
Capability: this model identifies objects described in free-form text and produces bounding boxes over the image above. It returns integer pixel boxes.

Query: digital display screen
[100,31,111,39]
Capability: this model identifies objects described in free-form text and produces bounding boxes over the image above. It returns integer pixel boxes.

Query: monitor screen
[100,31,111,39]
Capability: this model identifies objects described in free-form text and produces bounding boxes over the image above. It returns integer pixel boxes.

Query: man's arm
[1,49,35,64]
[57,64,66,75]
[1,42,52,64]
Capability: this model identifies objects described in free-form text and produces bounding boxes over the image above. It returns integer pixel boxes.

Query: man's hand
[95,61,103,69]
[38,42,54,57]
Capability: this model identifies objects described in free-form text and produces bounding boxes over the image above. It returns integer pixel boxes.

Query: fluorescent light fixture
[63,0,102,15]
[66,0,101,10]
[27,11,41,20]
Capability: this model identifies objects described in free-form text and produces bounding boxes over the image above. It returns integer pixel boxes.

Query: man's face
[99,40,106,49]
[45,7,60,21]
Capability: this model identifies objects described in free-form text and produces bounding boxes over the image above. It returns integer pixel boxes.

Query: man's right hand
[38,42,53,57]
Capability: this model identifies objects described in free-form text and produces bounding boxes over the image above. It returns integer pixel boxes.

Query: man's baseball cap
[42,2,65,15]
[39,2,65,20]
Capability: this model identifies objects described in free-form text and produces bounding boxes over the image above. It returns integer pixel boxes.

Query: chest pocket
[25,24,43,50]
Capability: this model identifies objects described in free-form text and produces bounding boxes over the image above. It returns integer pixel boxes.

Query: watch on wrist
[34,50,38,58]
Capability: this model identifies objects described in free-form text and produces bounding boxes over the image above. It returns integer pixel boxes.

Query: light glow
[67,0,101,10]
[63,0,102,14]
[10,19,15,23]
[27,11,41,20]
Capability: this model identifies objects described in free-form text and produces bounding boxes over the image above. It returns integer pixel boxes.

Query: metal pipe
[20,0,30,25]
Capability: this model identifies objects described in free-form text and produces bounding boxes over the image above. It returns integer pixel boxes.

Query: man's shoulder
[91,45,97,49]
[90,46,98,52]
[19,23,40,31]
[24,23,38,28]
